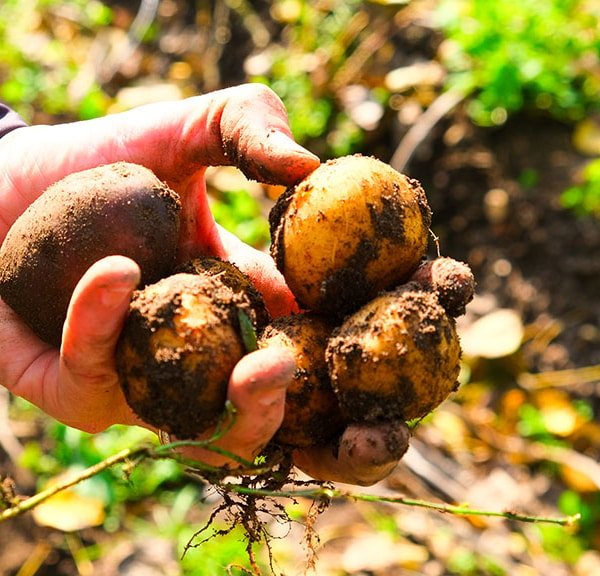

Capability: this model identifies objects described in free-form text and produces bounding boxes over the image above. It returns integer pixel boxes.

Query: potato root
[0,162,180,346]
[258,313,344,448]
[327,284,462,423]
[116,271,253,439]
[270,154,432,316]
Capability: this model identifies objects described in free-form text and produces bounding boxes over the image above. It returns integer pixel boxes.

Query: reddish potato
[0,162,180,346]
[410,257,475,318]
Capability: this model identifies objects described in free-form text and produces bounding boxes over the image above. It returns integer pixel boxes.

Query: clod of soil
[0,162,180,347]
[116,271,251,439]
[327,283,462,423]
[269,154,432,317]
[258,313,344,448]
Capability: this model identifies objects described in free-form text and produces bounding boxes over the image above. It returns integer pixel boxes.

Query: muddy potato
[116,272,251,439]
[0,162,180,347]
[270,154,432,316]
[177,256,270,330]
[409,257,476,318]
[327,284,462,423]
[258,313,344,448]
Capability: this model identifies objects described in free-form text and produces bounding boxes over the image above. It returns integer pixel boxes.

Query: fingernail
[101,284,133,309]
[258,387,286,407]
[267,130,320,160]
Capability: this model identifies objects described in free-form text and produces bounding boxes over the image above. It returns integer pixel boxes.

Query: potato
[258,313,344,448]
[409,257,476,318]
[177,256,270,331]
[326,284,462,423]
[0,162,180,346]
[116,271,252,439]
[269,154,432,316]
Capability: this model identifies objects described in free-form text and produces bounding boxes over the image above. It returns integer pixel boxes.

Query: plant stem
[0,446,148,523]
[1,441,581,529]
[221,483,580,527]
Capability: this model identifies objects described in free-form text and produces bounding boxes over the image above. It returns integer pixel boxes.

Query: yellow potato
[116,272,249,439]
[270,154,432,316]
[326,284,462,423]
[258,313,344,448]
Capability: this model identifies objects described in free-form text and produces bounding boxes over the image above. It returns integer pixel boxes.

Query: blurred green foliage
[435,0,600,126]
[0,0,113,121]
[251,0,368,157]
[561,158,600,217]
[211,188,270,249]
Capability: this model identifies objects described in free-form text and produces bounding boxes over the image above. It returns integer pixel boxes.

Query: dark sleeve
[0,103,27,138]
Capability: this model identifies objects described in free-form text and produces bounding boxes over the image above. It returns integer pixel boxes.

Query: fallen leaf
[460,309,524,359]
[33,480,105,532]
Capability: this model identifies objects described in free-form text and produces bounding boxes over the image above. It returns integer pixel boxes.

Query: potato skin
[270,154,432,316]
[176,256,270,331]
[327,284,462,423]
[116,272,248,439]
[258,313,344,448]
[0,162,180,346]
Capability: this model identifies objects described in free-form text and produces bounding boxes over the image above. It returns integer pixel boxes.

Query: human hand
[0,84,405,484]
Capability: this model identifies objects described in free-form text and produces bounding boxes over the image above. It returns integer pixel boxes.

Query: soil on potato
[176,256,270,329]
[117,272,250,439]
[328,285,461,423]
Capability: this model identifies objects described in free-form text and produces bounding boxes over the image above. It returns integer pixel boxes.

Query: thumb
[218,84,320,185]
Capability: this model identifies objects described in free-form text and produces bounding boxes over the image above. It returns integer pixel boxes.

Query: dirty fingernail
[258,387,287,407]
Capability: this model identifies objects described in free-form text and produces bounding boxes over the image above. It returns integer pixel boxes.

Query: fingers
[218,84,320,185]
[175,170,224,262]
[62,255,140,365]
[0,299,57,408]
[292,421,411,486]
[58,255,142,432]
[0,85,319,224]
[217,226,299,317]
[177,347,295,469]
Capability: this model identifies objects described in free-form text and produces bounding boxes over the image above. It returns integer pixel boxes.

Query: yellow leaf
[573,116,600,156]
[560,464,600,493]
[534,389,581,437]
[33,484,105,532]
